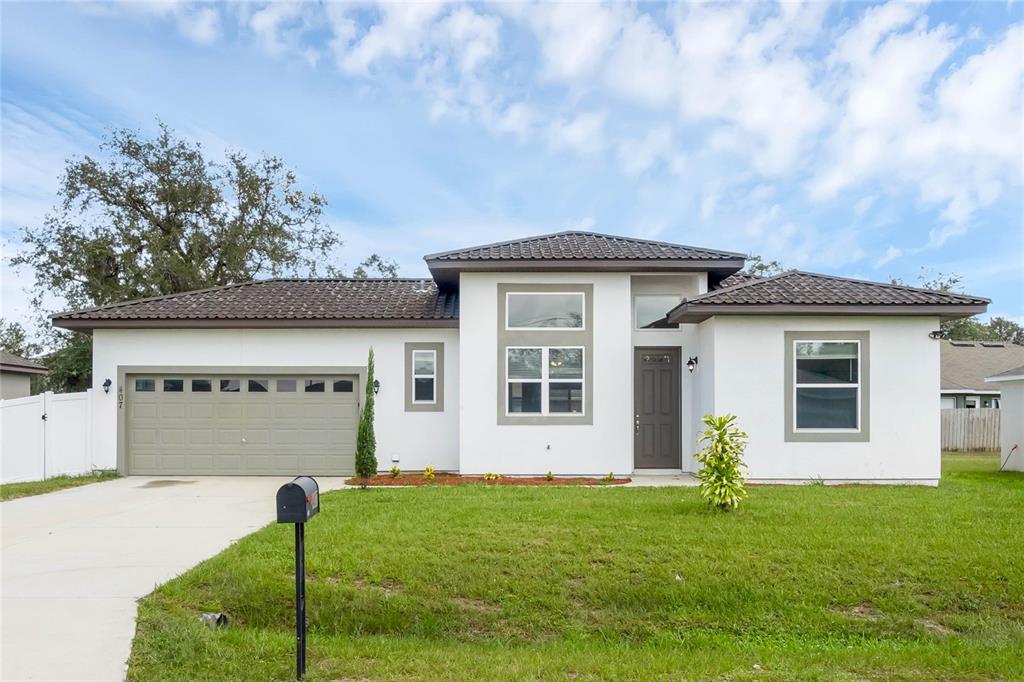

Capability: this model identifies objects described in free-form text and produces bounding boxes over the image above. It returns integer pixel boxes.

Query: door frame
[116,365,367,475]
[632,346,682,470]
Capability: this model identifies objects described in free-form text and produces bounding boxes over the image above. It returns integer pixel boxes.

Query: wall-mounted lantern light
[686,356,698,373]
[102,378,112,394]
[373,379,381,395]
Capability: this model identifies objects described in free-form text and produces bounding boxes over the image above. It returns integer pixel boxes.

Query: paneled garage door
[126,373,359,475]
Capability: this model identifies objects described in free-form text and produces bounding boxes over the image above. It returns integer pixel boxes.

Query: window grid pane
[413,351,435,376]
[506,347,584,416]
[414,377,435,402]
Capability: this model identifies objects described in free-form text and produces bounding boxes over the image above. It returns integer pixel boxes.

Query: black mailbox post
[277,476,320,680]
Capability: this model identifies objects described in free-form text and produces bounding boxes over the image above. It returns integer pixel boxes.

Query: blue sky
[2,1,1022,331]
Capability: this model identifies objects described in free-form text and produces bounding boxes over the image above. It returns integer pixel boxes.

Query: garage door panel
[127,373,358,476]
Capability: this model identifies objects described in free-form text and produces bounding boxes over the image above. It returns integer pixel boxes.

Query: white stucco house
[0,351,47,399]
[985,365,1024,472]
[52,231,990,484]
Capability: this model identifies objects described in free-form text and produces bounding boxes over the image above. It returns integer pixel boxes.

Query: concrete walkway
[1,476,348,681]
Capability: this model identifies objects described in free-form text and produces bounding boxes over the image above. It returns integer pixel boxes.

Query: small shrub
[695,414,748,511]
[483,472,501,481]
[423,466,436,481]
[546,471,554,481]
[389,466,401,478]
[602,472,614,483]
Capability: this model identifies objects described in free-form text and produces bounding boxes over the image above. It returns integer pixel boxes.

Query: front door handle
[634,414,639,435]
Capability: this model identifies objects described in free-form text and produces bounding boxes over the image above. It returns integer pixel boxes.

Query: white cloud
[517,3,622,81]
[616,126,681,177]
[875,245,903,267]
[854,195,877,216]
[549,111,606,155]
[341,2,445,75]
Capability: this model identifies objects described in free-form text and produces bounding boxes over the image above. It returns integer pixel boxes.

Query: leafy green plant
[389,466,401,478]
[354,348,378,488]
[695,414,748,511]
[482,472,501,481]
[545,471,554,482]
[602,472,615,483]
[423,466,436,482]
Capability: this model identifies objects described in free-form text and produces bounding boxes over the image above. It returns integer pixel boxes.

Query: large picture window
[506,292,584,329]
[794,340,859,430]
[506,347,584,415]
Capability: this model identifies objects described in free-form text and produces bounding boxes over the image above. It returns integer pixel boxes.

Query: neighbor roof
[985,364,1024,383]
[940,341,1024,391]
[52,279,459,330]
[0,350,48,375]
[424,231,746,285]
[669,270,990,322]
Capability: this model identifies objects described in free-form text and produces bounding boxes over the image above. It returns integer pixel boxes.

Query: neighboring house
[51,231,989,484]
[0,351,47,399]
[985,365,1024,471]
[940,340,1024,409]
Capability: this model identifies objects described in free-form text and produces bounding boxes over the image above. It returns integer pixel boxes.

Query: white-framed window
[793,340,860,431]
[506,346,584,415]
[634,294,682,329]
[506,292,585,330]
[412,349,437,404]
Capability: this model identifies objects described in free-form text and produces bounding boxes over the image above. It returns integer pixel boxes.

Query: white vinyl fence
[1,390,95,484]
[941,408,1001,452]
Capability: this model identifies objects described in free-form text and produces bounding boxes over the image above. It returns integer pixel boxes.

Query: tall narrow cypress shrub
[355,348,378,487]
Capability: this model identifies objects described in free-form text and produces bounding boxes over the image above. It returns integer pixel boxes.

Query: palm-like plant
[695,414,748,511]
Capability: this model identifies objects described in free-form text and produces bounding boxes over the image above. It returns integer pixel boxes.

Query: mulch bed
[346,473,631,487]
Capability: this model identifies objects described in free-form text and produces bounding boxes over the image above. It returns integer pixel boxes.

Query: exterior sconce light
[686,356,698,373]
[373,379,381,395]
[928,330,944,340]
[102,378,112,394]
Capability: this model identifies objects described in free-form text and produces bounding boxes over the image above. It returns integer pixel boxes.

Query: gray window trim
[784,331,870,443]
[497,283,593,425]
[405,342,444,412]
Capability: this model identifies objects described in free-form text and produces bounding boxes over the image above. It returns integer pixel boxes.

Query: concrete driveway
[1,475,348,681]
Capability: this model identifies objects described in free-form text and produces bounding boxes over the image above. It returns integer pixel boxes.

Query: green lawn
[128,454,1024,681]
[0,471,119,501]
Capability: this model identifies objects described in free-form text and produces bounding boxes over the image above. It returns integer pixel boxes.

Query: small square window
[220,379,240,393]
[333,379,353,392]
[248,379,269,393]
[135,378,155,392]
[163,379,184,393]
[191,379,212,392]
[276,379,297,392]
[305,379,325,393]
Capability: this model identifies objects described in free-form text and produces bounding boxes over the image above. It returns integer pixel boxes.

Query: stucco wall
[459,271,634,475]
[0,373,32,400]
[997,380,1024,471]
[90,328,460,473]
[709,315,941,483]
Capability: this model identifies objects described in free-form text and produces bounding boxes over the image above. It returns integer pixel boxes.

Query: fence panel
[0,391,94,484]
[1,394,46,483]
[941,408,1001,451]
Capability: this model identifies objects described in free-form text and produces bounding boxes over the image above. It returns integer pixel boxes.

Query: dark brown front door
[633,347,681,469]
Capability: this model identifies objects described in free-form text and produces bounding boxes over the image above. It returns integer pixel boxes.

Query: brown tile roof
[941,341,1024,391]
[713,272,762,289]
[670,270,989,322]
[52,279,458,328]
[0,350,47,373]
[424,230,744,262]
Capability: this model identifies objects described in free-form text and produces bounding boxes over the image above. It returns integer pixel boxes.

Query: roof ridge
[423,229,746,261]
[51,278,440,321]
[788,270,990,303]
[51,280,263,319]
[684,269,795,302]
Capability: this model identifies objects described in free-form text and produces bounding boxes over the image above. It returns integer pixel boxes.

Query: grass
[128,453,1024,681]
[0,470,119,501]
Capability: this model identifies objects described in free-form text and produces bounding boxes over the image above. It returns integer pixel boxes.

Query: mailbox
[277,476,319,524]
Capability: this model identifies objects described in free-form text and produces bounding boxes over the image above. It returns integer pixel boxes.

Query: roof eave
[427,258,745,286]
[52,317,460,331]
[0,363,49,375]
[668,303,989,324]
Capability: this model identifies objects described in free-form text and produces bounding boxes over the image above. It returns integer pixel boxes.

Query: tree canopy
[12,122,394,391]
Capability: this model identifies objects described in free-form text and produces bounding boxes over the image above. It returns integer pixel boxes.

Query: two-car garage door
[126,373,359,475]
